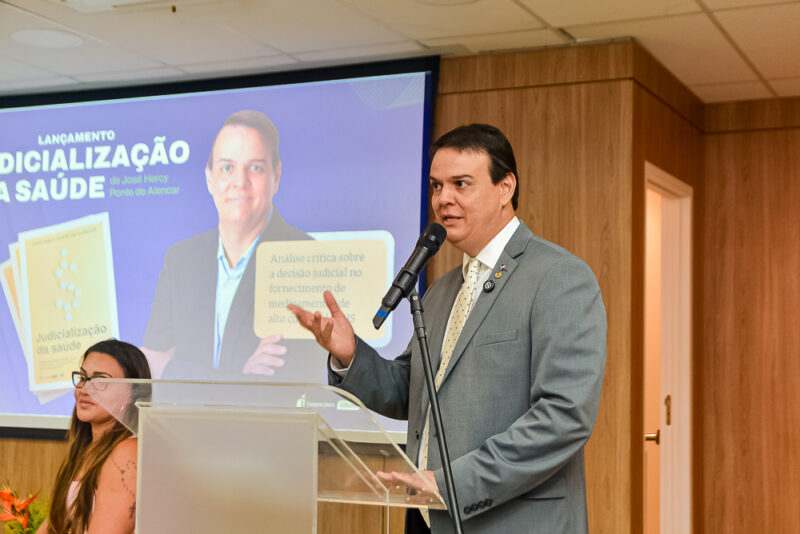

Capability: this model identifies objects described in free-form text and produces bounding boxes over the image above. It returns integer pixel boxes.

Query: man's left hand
[376,469,439,503]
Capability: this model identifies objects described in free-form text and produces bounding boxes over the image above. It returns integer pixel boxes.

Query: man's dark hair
[430,123,519,210]
[207,110,280,171]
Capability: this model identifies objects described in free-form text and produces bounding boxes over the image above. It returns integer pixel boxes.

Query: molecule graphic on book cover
[54,248,81,322]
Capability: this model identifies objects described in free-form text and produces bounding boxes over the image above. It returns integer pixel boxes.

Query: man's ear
[205,166,212,194]
[500,172,516,207]
[273,160,282,194]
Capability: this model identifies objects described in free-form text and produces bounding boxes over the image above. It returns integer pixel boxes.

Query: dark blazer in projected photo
[142,110,324,382]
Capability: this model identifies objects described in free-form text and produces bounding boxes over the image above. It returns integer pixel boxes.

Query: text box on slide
[254,231,394,346]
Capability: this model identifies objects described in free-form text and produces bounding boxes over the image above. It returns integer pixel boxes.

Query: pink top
[66,481,81,510]
[66,480,95,528]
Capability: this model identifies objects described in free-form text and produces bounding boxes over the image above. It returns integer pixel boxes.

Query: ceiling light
[416,0,481,5]
[11,29,83,49]
[46,0,222,13]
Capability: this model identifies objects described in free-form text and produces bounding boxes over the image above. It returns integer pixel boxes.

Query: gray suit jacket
[330,222,606,533]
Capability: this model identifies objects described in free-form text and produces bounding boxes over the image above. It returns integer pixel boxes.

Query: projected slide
[0,69,430,427]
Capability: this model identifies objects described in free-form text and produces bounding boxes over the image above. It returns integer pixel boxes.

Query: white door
[644,162,693,534]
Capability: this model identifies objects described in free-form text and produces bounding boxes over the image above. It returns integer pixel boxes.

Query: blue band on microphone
[376,309,389,318]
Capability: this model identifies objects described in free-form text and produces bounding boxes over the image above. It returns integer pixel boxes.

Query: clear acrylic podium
[89,379,445,533]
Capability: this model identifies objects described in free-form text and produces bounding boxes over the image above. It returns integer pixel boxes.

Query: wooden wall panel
[701,129,800,534]
[705,96,800,132]
[317,453,385,534]
[0,437,68,502]
[430,79,634,534]
[633,86,704,190]
[437,40,632,94]
[631,44,704,130]
[439,39,704,131]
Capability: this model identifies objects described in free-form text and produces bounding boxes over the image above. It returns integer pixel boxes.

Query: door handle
[645,429,660,445]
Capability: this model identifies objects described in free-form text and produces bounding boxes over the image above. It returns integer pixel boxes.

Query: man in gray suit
[289,124,606,533]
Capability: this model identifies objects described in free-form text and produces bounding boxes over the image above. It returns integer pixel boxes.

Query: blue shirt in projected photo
[214,219,267,368]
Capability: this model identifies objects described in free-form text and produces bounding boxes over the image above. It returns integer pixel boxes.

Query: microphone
[373,223,447,329]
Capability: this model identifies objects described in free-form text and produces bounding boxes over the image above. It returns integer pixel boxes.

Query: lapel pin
[494,272,502,279]
[483,280,495,292]
[500,264,508,272]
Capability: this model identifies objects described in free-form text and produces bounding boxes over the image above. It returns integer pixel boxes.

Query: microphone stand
[408,289,464,534]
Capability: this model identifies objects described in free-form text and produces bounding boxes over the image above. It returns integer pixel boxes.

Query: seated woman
[38,339,151,534]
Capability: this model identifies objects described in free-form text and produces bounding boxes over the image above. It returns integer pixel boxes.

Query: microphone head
[417,223,447,252]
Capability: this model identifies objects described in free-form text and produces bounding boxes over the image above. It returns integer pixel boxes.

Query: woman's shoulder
[96,436,137,498]
[114,436,137,452]
[106,437,137,467]
[98,437,137,480]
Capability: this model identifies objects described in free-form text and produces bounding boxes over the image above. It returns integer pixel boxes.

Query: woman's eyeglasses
[71,371,111,391]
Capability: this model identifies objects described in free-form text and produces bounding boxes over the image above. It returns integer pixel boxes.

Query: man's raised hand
[287,290,356,367]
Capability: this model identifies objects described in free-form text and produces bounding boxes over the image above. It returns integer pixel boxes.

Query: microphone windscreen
[418,223,447,252]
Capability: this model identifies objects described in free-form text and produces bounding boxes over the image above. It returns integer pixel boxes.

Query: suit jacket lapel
[437,224,533,386]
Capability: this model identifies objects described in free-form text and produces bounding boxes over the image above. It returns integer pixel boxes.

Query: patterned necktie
[419,257,481,525]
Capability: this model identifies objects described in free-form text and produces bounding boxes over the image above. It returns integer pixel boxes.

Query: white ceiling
[1,0,799,103]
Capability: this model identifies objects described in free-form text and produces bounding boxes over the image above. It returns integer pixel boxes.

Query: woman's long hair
[48,339,151,534]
